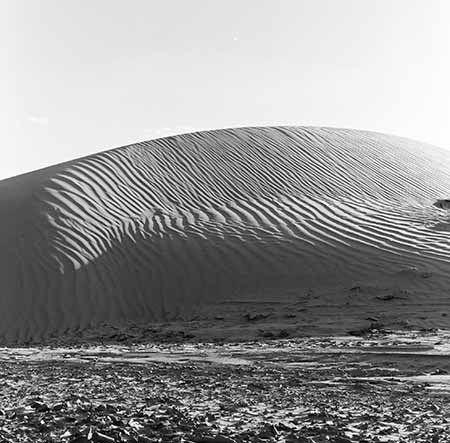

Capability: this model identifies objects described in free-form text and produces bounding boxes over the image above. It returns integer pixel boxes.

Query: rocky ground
[1,330,450,442]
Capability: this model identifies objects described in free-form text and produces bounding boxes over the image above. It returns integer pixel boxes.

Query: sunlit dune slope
[1,126,450,342]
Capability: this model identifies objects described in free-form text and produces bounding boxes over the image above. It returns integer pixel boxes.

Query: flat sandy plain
[1,127,450,441]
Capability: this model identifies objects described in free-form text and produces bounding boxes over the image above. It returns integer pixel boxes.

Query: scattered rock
[348,322,386,336]
[29,400,49,412]
[244,312,270,321]
[1,335,450,442]
[433,199,450,210]
[70,438,90,443]
[284,313,297,319]
[376,294,400,301]
[430,368,448,375]
[193,436,237,443]
[93,431,115,443]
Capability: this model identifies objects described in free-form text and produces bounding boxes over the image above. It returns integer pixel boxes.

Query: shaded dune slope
[1,126,450,342]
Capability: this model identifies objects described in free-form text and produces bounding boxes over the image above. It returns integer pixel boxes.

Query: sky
[1,0,450,179]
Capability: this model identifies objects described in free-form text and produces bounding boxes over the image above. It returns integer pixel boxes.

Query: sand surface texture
[1,126,450,343]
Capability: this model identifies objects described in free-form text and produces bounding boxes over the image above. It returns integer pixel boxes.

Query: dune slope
[1,126,450,342]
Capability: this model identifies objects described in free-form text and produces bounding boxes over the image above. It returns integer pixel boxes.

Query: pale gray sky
[1,0,450,179]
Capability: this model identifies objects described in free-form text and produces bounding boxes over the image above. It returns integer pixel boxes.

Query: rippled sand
[1,126,450,343]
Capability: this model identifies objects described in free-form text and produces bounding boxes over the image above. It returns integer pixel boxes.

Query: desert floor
[1,328,450,443]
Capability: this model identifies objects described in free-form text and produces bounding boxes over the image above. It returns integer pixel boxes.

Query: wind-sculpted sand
[1,126,450,343]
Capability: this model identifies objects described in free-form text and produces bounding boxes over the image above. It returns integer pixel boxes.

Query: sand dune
[1,126,450,343]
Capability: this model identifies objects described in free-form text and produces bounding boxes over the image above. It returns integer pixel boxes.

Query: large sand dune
[1,126,450,343]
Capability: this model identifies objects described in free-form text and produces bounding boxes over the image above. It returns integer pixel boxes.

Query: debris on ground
[1,333,450,442]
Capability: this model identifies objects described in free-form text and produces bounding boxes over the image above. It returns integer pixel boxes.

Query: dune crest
[1,126,450,342]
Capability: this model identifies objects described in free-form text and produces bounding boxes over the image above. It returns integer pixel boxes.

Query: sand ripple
[1,127,450,342]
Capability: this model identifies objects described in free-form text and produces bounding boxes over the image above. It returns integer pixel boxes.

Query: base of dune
[9,266,450,346]
[33,276,450,347]
[3,275,450,441]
